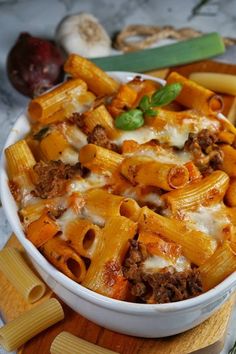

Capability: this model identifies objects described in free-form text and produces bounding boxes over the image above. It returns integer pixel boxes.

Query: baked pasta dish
[5,54,236,304]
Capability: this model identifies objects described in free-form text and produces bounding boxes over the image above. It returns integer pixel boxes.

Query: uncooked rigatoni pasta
[0,247,45,303]
[0,298,64,351]
[50,331,118,354]
[4,53,236,304]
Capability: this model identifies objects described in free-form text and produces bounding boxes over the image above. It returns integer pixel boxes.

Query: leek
[91,32,225,72]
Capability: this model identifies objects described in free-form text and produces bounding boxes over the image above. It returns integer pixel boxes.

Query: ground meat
[142,269,203,303]
[87,125,119,152]
[123,240,203,303]
[184,129,223,175]
[33,160,85,199]
[196,129,218,152]
[67,112,85,130]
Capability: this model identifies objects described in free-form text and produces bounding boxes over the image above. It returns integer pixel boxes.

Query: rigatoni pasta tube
[189,72,236,96]
[166,71,223,115]
[162,170,229,213]
[79,144,123,174]
[138,207,216,266]
[5,139,36,179]
[220,144,236,177]
[136,161,189,190]
[65,219,101,258]
[20,197,64,225]
[0,298,64,351]
[28,78,87,123]
[50,331,118,354]
[40,130,70,161]
[26,212,60,248]
[82,216,137,299]
[108,84,137,117]
[199,242,236,291]
[121,157,189,190]
[83,104,117,139]
[225,178,236,207]
[84,188,140,223]
[41,237,86,282]
[64,54,119,96]
[146,108,200,130]
[0,247,45,303]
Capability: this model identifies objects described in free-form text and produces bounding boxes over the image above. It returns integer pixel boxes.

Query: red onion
[7,33,65,98]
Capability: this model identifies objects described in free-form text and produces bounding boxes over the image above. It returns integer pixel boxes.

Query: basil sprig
[114,82,182,131]
[115,109,144,131]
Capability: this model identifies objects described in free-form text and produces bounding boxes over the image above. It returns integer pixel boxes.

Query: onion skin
[7,33,65,98]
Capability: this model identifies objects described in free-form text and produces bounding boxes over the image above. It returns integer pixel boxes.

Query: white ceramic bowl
[1,72,236,338]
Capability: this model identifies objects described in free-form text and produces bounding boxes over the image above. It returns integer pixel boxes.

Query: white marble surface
[0,0,236,353]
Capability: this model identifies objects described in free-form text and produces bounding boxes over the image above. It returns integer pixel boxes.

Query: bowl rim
[1,71,236,315]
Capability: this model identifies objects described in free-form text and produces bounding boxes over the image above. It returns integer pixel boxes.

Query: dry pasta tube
[220,144,236,177]
[0,247,45,303]
[189,72,236,96]
[82,216,137,299]
[199,241,236,291]
[50,331,118,354]
[79,144,123,174]
[41,237,86,283]
[138,207,216,266]
[65,219,101,258]
[135,161,190,191]
[40,130,70,161]
[166,72,224,115]
[28,78,87,123]
[83,104,118,139]
[162,170,229,213]
[64,54,119,96]
[5,140,36,179]
[84,188,140,223]
[26,212,60,248]
[225,178,236,207]
[0,298,64,351]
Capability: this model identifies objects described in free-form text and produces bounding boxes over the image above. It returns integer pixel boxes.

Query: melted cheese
[143,255,190,272]
[125,147,192,165]
[81,207,105,226]
[121,187,163,207]
[113,115,220,150]
[113,126,157,145]
[68,173,107,193]
[183,204,231,241]
[65,125,87,149]
[57,208,78,236]
[60,147,79,165]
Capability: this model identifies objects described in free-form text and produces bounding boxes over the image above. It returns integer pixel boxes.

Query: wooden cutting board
[1,60,236,354]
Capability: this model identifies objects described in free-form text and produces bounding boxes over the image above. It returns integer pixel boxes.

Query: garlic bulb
[56,13,111,58]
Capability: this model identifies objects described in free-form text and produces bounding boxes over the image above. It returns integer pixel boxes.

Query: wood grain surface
[1,60,236,354]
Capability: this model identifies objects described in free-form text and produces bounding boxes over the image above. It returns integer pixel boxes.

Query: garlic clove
[56,13,111,58]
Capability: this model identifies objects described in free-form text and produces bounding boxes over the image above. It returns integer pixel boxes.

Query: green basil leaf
[151,83,182,107]
[144,109,157,117]
[115,109,144,130]
[139,95,150,111]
